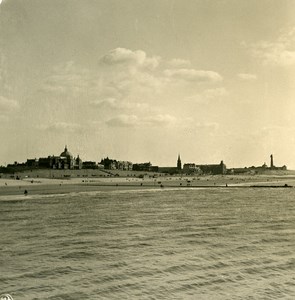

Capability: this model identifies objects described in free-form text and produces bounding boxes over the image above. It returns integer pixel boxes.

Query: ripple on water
[1,188,295,299]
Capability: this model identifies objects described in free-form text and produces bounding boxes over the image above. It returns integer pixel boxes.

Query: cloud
[100,48,160,69]
[238,73,257,80]
[106,114,177,128]
[90,98,149,111]
[0,115,9,122]
[249,28,295,66]
[186,88,228,103]
[260,125,295,136]
[106,115,139,127]
[164,68,222,83]
[41,122,83,133]
[91,97,118,108]
[101,48,146,65]
[40,61,92,97]
[38,48,224,130]
[181,120,220,136]
[144,56,161,70]
[203,87,228,99]
[39,54,163,121]
[144,114,177,126]
[194,122,219,132]
[0,95,19,111]
[168,58,191,68]
[0,52,11,93]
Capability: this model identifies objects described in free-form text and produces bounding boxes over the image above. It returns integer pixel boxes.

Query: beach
[1,174,295,197]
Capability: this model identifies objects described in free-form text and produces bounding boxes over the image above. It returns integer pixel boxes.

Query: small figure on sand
[24,189,28,195]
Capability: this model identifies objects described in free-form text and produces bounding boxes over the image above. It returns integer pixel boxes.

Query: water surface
[1,188,294,299]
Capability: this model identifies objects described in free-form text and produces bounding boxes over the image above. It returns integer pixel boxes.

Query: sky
[1,0,295,168]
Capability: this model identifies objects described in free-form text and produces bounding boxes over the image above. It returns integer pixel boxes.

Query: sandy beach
[1,174,295,197]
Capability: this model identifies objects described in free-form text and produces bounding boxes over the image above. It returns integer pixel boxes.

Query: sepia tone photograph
[0,0,295,299]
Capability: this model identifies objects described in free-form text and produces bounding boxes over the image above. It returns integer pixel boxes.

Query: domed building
[59,146,75,169]
[44,146,82,169]
[60,146,73,159]
[27,146,82,170]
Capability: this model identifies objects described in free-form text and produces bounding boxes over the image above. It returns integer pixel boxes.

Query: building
[26,158,38,168]
[133,162,158,172]
[181,157,227,175]
[267,154,287,171]
[76,155,83,169]
[183,163,201,173]
[197,160,227,175]
[58,146,75,169]
[100,157,117,170]
[117,161,133,171]
[82,161,97,169]
[232,155,287,174]
[183,163,195,171]
[27,146,82,170]
[133,162,151,171]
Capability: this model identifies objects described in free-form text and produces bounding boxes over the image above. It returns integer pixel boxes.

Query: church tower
[177,154,182,171]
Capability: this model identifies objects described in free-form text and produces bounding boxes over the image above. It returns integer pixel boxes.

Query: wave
[0,187,211,202]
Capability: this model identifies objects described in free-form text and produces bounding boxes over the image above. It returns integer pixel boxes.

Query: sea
[0,187,294,299]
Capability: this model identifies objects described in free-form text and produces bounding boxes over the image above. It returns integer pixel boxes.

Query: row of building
[6,147,226,175]
[177,154,288,175]
[176,154,227,175]
[11,147,135,171]
[100,158,159,172]
[5,146,285,175]
[21,146,83,170]
[229,154,287,174]
[7,146,157,172]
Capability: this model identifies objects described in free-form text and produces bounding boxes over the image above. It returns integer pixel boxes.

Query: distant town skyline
[3,145,285,172]
[1,1,295,168]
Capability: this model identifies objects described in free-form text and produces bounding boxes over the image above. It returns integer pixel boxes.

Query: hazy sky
[1,0,295,168]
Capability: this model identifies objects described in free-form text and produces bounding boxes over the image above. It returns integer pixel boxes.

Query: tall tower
[270,154,274,169]
[177,154,182,171]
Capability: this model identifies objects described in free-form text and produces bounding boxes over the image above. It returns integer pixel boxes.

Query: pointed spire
[177,153,182,170]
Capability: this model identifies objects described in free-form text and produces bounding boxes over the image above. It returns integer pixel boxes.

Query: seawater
[0,188,295,299]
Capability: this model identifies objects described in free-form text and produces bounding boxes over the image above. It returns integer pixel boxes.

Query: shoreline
[1,174,295,197]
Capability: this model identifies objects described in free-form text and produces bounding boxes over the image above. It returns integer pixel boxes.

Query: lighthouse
[270,154,274,169]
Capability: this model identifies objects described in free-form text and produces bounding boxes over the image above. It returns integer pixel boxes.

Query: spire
[177,153,182,170]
